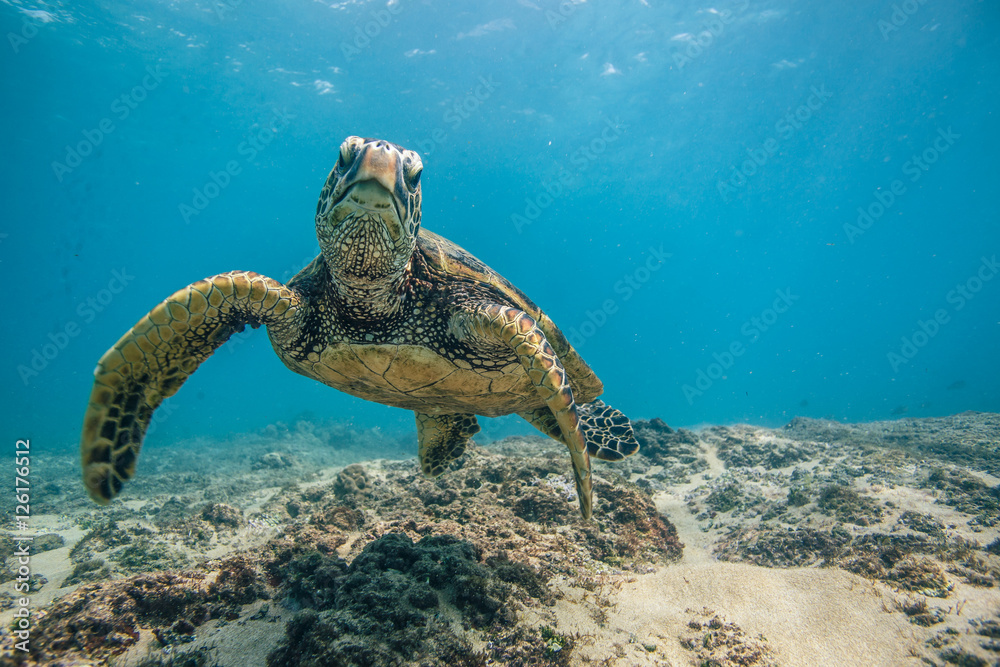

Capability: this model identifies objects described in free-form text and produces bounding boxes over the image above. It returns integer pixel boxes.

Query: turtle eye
[403,159,422,190]
[339,138,360,170]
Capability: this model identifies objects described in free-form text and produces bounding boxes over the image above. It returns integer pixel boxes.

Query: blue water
[2,0,998,453]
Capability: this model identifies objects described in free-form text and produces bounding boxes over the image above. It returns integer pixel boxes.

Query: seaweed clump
[702,478,766,516]
[924,468,1000,528]
[715,525,853,568]
[888,556,952,597]
[112,536,191,573]
[632,419,701,459]
[678,608,777,667]
[63,557,112,586]
[816,484,885,526]
[267,532,561,667]
[897,510,946,538]
[894,596,946,627]
[200,502,243,528]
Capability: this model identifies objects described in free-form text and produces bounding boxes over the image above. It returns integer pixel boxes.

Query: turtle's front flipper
[454,304,593,519]
[81,271,302,505]
[520,400,641,461]
[415,412,480,476]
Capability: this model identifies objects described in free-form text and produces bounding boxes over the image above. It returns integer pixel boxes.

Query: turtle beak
[355,140,403,197]
[342,181,404,242]
[335,140,407,235]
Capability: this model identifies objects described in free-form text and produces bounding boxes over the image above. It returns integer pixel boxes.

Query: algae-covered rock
[21,556,268,665]
[710,425,823,470]
[924,467,1000,528]
[678,608,778,667]
[630,418,708,485]
[332,463,375,503]
[716,525,853,567]
[816,484,884,526]
[888,556,952,597]
[200,502,243,528]
[267,533,544,666]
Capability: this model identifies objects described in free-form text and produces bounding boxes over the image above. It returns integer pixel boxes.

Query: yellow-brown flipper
[415,412,481,476]
[80,271,301,504]
[456,304,594,519]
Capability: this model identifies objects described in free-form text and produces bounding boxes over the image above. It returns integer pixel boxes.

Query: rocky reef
[2,434,680,666]
[2,412,999,666]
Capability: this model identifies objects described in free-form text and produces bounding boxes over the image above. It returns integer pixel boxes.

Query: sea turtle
[80,136,639,519]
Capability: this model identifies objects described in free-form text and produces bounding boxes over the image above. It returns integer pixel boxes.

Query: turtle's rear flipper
[80,272,301,505]
[577,400,640,461]
[520,400,640,461]
[416,412,480,476]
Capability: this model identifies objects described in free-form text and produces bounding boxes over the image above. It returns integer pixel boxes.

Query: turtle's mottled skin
[80,136,639,519]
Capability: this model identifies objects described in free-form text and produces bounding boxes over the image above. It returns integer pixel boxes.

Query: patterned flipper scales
[520,400,640,461]
[80,272,301,504]
[415,412,481,476]
[459,304,594,519]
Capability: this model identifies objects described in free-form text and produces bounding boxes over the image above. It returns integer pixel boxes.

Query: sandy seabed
[1,413,999,666]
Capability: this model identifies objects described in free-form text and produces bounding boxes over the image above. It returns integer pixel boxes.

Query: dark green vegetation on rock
[924,467,1000,528]
[267,533,565,667]
[631,418,707,479]
[678,608,777,667]
[816,485,884,526]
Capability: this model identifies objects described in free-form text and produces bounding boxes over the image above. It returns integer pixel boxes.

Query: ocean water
[2,0,998,456]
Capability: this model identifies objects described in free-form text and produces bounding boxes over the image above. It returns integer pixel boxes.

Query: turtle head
[315,136,422,292]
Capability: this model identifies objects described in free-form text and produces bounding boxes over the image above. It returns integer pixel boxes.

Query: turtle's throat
[328,262,412,323]
[319,205,415,321]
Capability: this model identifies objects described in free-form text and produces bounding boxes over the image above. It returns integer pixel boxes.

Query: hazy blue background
[2,0,998,453]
